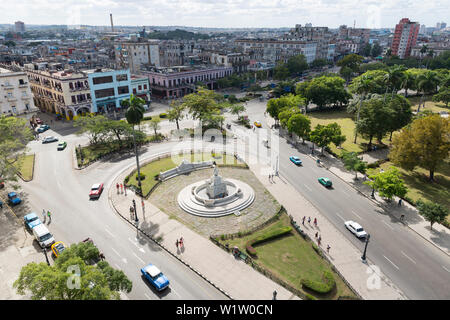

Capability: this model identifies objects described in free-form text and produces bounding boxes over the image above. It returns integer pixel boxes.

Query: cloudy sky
[2,0,449,29]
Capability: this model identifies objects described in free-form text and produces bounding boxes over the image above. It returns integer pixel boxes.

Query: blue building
[86,68,131,114]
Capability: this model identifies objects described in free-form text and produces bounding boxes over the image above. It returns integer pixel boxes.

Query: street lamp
[43,247,50,266]
[361,234,371,262]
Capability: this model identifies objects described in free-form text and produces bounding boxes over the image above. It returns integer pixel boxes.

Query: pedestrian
[42,209,46,223]
[176,239,179,249]
[400,214,405,221]
[308,217,311,224]
[124,184,127,196]
[398,199,402,206]
[315,232,318,238]
[120,183,123,194]
[130,206,134,220]
[47,210,51,222]
[302,216,305,225]
[273,290,277,300]
[180,237,184,248]
[116,183,119,194]
[314,218,317,226]
[327,245,330,253]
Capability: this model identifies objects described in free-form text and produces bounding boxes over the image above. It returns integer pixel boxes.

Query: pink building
[141,66,233,99]
[391,18,420,59]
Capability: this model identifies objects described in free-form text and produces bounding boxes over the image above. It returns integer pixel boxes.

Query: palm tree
[416,71,440,112]
[122,94,146,197]
[401,71,415,98]
[383,65,406,100]
[353,76,373,143]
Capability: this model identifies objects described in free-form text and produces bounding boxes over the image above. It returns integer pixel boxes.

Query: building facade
[14,21,25,33]
[130,75,151,104]
[391,18,420,58]
[115,40,160,73]
[0,67,37,118]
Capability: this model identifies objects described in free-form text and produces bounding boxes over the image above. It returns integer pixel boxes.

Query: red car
[89,183,104,199]
[35,118,43,124]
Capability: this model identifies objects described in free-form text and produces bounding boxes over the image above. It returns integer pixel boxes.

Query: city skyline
[1,0,449,29]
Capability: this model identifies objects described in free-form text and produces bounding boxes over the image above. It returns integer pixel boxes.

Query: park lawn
[14,154,35,180]
[407,96,449,113]
[127,152,246,196]
[307,110,390,156]
[219,214,356,300]
[368,160,450,224]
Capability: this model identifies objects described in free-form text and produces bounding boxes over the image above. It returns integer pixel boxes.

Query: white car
[344,220,368,239]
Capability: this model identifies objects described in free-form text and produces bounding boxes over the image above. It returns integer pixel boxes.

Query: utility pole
[361,234,371,262]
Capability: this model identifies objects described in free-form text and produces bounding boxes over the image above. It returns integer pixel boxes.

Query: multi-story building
[201,51,250,74]
[130,75,151,105]
[235,38,317,64]
[14,21,25,33]
[141,65,232,99]
[86,68,131,114]
[0,66,37,118]
[411,41,450,58]
[391,18,420,58]
[283,24,334,60]
[115,40,160,72]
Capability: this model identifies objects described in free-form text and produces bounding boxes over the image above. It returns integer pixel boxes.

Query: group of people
[41,209,52,223]
[116,183,127,196]
[301,216,331,253]
[175,237,184,250]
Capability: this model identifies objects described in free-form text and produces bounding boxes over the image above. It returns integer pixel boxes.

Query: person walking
[42,209,46,223]
[314,218,317,226]
[307,217,311,224]
[398,199,402,206]
[315,232,318,238]
[302,216,305,225]
[120,183,123,194]
[180,237,184,248]
[176,239,179,250]
[124,184,127,196]
[130,206,134,220]
[272,290,277,300]
[116,183,120,194]
[47,210,52,223]
[327,245,330,253]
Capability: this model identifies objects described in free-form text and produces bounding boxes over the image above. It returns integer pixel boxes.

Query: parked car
[35,118,43,124]
[141,264,170,291]
[57,141,67,150]
[33,224,55,248]
[42,136,58,144]
[36,125,50,133]
[0,178,4,189]
[289,156,302,165]
[89,183,104,199]
[254,121,262,128]
[51,241,66,258]
[318,177,332,188]
[8,192,21,205]
[344,220,368,239]
[24,212,42,230]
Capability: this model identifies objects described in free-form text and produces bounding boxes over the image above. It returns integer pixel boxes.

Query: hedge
[159,113,167,118]
[135,173,146,180]
[301,271,336,294]
[143,116,152,121]
[245,226,292,257]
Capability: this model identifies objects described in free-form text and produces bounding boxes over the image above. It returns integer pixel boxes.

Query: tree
[389,114,450,181]
[383,65,406,98]
[371,42,382,58]
[416,70,440,112]
[302,76,350,109]
[311,59,327,69]
[273,62,290,80]
[230,104,246,119]
[266,94,304,125]
[342,151,367,179]
[167,100,185,130]
[337,54,364,73]
[362,43,372,57]
[356,98,393,148]
[339,66,353,84]
[13,242,132,300]
[350,74,375,143]
[416,200,448,230]
[104,120,133,148]
[73,114,110,145]
[182,87,220,124]
[287,113,311,143]
[401,70,416,98]
[385,94,413,141]
[0,116,34,184]
[286,54,308,76]
[364,167,408,200]
[310,122,345,154]
[349,70,388,95]
[432,87,450,107]
[122,94,146,195]
[149,118,161,137]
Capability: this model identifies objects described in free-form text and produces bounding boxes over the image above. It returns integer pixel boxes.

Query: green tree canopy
[416,200,448,230]
[301,75,351,109]
[286,54,308,76]
[287,113,311,143]
[342,151,367,179]
[364,167,408,200]
[167,100,186,130]
[337,54,364,73]
[182,88,221,125]
[310,122,345,154]
[389,114,450,181]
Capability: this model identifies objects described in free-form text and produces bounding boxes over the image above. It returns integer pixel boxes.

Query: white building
[0,67,37,118]
[115,40,160,73]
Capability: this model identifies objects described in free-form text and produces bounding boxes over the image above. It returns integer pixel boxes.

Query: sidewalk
[247,162,406,300]
[109,169,300,300]
[266,115,449,257]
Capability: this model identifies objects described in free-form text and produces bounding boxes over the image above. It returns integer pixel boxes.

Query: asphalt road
[19,131,228,300]
[241,99,450,300]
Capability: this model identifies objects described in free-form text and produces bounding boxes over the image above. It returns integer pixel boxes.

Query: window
[19,79,25,85]
[143,84,147,90]
[116,74,128,82]
[71,96,76,103]
[138,85,142,91]
[118,86,129,95]
[95,88,115,99]
[93,76,113,85]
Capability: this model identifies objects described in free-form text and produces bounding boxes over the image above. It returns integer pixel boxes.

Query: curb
[16,153,35,182]
[108,166,234,300]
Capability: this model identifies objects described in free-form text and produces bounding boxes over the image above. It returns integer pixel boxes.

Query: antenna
[110,13,114,32]
[353,20,356,29]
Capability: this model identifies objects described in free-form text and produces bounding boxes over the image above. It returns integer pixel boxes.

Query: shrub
[135,173,146,180]
[143,116,152,121]
[124,176,130,184]
[301,271,336,294]
[304,293,317,300]
[159,113,167,118]
[220,234,226,241]
[245,243,257,256]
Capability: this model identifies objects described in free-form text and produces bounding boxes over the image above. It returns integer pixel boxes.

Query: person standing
[120,183,123,194]
[307,217,311,224]
[176,239,179,250]
[314,218,317,226]
[327,245,330,253]
[124,184,127,196]
[47,210,52,223]
[180,237,184,248]
[116,183,120,194]
[302,216,305,225]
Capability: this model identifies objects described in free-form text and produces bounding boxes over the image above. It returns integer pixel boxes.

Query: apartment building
[0,66,37,118]
[130,75,151,104]
[284,24,335,60]
[115,40,160,72]
[201,51,250,73]
[141,65,232,99]
[391,18,420,58]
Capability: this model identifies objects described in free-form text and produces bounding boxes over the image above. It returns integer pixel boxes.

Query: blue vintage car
[36,125,50,133]
[289,156,302,166]
[8,192,21,205]
[24,212,42,230]
[318,177,333,188]
[141,264,170,291]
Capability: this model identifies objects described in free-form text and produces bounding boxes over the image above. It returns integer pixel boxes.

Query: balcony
[7,96,17,102]
[21,94,31,100]
[18,82,28,88]
[2,84,14,90]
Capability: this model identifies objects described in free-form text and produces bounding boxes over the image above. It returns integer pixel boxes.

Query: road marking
[336,213,345,222]
[304,184,312,191]
[132,252,146,264]
[382,220,394,230]
[351,210,363,220]
[443,266,450,273]
[144,293,152,300]
[170,287,180,297]
[111,248,121,257]
[383,255,400,270]
[401,251,416,264]
[128,237,146,253]
[114,264,122,270]
[104,227,115,238]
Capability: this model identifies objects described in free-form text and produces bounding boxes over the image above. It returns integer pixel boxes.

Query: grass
[368,160,450,224]
[127,152,247,196]
[218,214,356,300]
[407,96,449,113]
[307,110,390,156]
[14,154,35,181]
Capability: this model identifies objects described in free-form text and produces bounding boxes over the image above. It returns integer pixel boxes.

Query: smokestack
[110,13,114,32]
